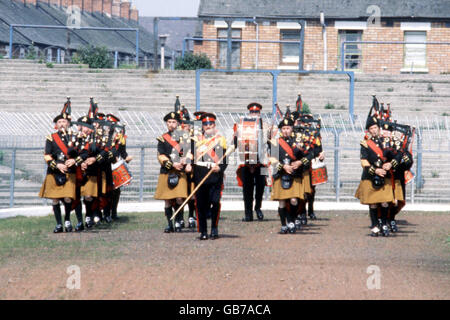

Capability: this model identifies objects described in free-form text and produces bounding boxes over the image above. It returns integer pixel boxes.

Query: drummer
[235,102,268,222]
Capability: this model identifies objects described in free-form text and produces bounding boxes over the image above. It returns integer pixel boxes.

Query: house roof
[198,0,450,20]
[0,0,169,56]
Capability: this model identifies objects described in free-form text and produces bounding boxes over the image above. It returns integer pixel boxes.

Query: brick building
[194,0,450,74]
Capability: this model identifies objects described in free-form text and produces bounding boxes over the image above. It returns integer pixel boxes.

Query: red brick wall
[103,0,112,16]
[92,0,102,13]
[130,7,138,21]
[194,19,450,74]
[120,1,130,20]
[112,0,120,17]
[428,22,450,74]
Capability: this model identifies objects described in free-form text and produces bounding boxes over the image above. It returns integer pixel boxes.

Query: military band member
[179,107,197,229]
[154,112,189,233]
[355,116,404,237]
[236,102,267,222]
[187,113,228,240]
[39,101,77,233]
[270,118,312,234]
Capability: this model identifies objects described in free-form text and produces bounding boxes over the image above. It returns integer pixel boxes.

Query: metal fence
[0,111,449,208]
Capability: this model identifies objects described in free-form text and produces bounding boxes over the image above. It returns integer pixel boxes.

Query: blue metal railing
[195,69,355,122]
[8,24,140,65]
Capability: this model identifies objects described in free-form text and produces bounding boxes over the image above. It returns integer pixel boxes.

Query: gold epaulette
[360,139,368,148]
[46,134,53,142]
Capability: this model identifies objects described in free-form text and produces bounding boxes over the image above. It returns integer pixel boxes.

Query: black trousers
[195,183,222,234]
[242,165,266,215]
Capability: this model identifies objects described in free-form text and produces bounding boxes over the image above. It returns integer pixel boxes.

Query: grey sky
[132,0,201,17]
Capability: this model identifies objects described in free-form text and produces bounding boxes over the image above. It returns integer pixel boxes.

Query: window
[217,28,241,69]
[280,29,300,64]
[404,31,427,69]
[339,30,362,70]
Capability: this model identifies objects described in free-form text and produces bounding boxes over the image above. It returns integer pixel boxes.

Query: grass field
[0,210,448,299]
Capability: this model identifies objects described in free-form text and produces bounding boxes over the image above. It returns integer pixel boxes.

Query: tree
[174,52,212,70]
[74,45,113,69]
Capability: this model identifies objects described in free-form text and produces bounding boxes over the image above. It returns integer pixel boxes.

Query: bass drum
[236,117,264,165]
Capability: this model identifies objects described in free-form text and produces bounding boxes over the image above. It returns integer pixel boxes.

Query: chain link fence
[0,111,449,208]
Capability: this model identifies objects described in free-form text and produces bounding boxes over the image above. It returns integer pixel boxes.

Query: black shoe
[164,226,174,233]
[75,222,84,232]
[64,222,73,232]
[174,222,182,232]
[241,216,253,222]
[199,233,208,240]
[85,220,94,229]
[105,216,113,224]
[370,226,380,237]
[53,224,63,233]
[308,212,317,220]
[180,220,185,228]
[295,219,302,231]
[188,217,196,228]
[111,214,120,221]
[255,209,264,221]
[280,226,288,234]
[381,225,390,237]
[389,220,398,233]
[210,227,219,240]
[288,222,296,234]
[300,214,308,225]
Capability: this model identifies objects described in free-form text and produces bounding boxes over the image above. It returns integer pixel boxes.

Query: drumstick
[170,145,235,221]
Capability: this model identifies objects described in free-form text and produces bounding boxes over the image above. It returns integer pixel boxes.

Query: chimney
[84,0,93,12]
[48,0,60,6]
[129,6,139,22]
[120,0,130,20]
[103,0,112,16]
[92,0,102,13]
[112,0,120,18]
[72,0,83,11]
[61,0,71,8]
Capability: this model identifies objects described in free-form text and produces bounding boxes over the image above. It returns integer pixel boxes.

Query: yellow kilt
[355,178,404,205]
[154,171,188,200]
[38,173,76,200]
[81,173,107,197]
[302,171,313,194]
[271,176,306,200]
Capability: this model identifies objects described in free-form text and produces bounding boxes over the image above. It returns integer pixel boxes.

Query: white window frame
[401,30,428,73]
[214,20,246,29]
[334,21,367,30]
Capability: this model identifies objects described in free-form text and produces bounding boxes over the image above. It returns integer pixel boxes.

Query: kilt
[81,173,107,197]
[38,173,76,200]
[154,171,188,200]
[271,176,306,201]
[355,178,404,205]
[302,171,313,194]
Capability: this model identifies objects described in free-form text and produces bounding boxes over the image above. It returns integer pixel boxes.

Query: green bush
[300,102,311,114]
[325,102,335,110]
[75,45,113,69]
[46,62,54,68]
[0,54,3,59]
[25,44,37,60]
[174,52,212,70]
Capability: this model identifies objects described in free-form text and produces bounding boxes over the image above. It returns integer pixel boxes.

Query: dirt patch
[0,211,448,300]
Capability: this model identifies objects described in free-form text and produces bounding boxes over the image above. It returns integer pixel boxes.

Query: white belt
[196,161,214,168]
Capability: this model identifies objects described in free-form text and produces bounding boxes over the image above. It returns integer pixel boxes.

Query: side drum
[112,159,133,189]
[310,158,328,186]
